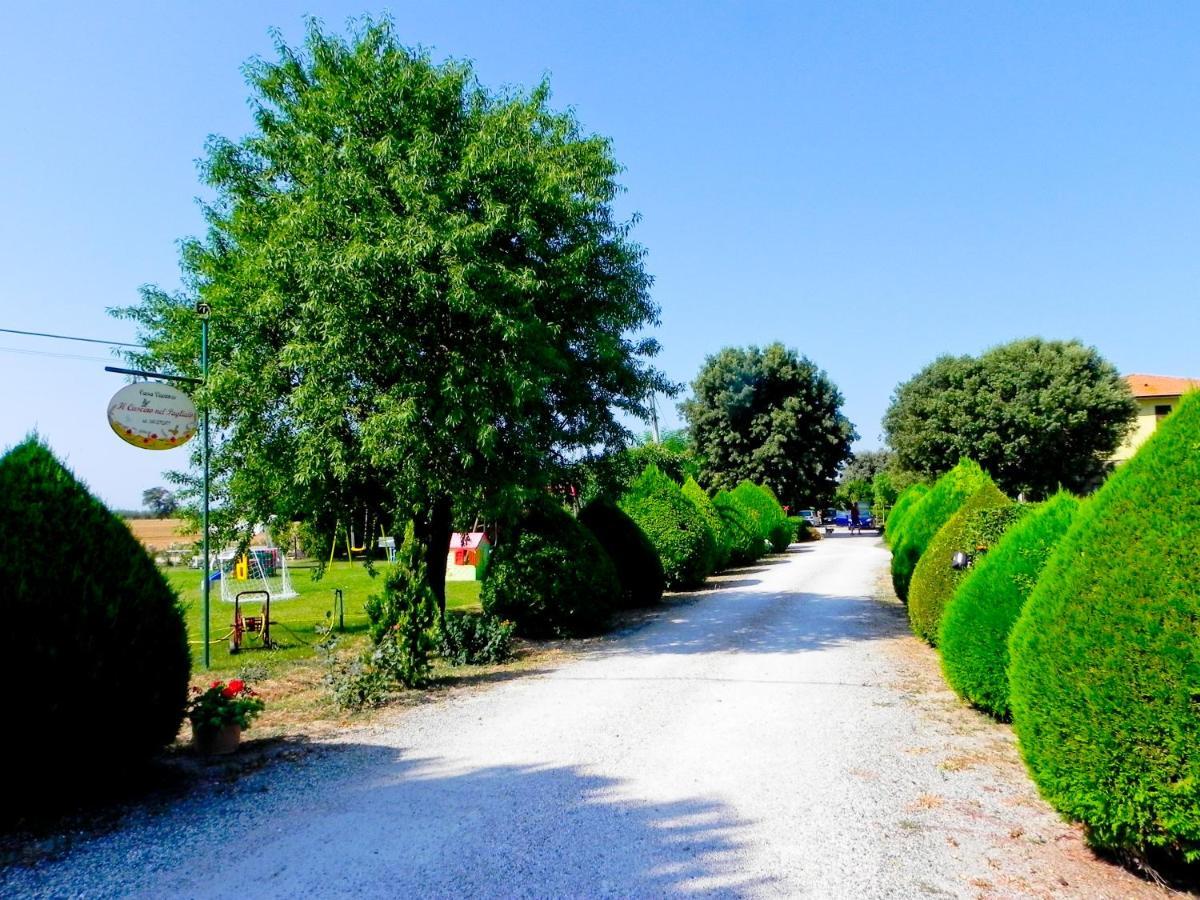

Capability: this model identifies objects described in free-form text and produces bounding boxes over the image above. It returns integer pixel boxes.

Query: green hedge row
[485,464,793,638]
[888,390,1200,867]
[0,439,190,813]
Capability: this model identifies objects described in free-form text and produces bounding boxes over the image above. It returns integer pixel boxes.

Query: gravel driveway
[3,535,1169,898]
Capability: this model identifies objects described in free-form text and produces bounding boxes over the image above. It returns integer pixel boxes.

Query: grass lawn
[164,561,481,679]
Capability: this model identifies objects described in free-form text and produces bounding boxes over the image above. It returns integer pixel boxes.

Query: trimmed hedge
[578,497,665,609]
[884,482,929,548]
[939,492,1080,718]
[907,482,1013,644]
[682,477,730,571]
[620,465,714,589]
[730,481,790,552]
[482,498,619,638]
[712,490,763,565]
[890,459,990,602]
[0,438,190,805]
[1008,391,1200,864]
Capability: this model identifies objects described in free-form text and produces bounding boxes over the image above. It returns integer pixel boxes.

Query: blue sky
[2,2,1197,509]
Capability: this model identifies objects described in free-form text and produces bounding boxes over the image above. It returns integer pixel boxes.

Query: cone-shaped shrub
[482,497,619,638]
[713,489,762,565]
[0,438,189,804]
[891,459,990,601]
[578,497,665,609]
[620,465,714,589]
[907,481,1013,643]
[730,481,791,552]
[682,477,730,571]
[939,492,1080,718]
[884,482,929,548]
[1008,391,1200,864]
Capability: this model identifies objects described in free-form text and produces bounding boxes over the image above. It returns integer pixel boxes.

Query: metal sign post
[103,300,212,666]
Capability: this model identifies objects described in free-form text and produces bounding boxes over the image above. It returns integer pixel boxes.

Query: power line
[0,327,145,348]
[0,345,119,363]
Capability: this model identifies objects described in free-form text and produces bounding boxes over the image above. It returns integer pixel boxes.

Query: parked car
[797,509,822,527]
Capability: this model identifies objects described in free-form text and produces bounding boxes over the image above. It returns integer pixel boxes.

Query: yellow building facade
[1111,374,1200,463]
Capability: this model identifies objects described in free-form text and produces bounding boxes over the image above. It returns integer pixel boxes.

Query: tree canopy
[680,344,855,508]
[115,19,667,604]
[882,338,1135,496]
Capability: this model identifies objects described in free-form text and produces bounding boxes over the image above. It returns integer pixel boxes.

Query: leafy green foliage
[907,483,1013,644]
[840,450,893,484]
[1008,391,1200,863]
[883,338,1135,496]
[883,483,929,548]
[682,344,856,508]
[363,523,439,688]
[0,438,189,799]
[578,497,665,608]
[890,460,990,601]
[619,465,715,589]
[682,477,730,570]
[438,612,516,666]
[482,499,619,637]
[730,481,791,552]
[712,490,763,565]
[939,493,1079,718]
[114,18,668,606]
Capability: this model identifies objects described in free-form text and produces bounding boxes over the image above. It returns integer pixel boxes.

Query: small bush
[620,465,714,589]
[363,522,439,688]
[884,482,929,548]
[890,460,990,601]
[906,482,1013,644]
[1008,391,1200,864]
[712,490,763,565]
[939,492,1079,718]
[438,611,517,665]
[730,481,788,550]
[682,477,731,571]
[483,498,619,637]
[768,520,793,552]
[578,497,665,609]
[0,438,189,805]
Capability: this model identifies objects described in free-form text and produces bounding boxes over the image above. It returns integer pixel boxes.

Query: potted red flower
[187,679,265,755]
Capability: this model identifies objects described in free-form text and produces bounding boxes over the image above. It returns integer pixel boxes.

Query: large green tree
[115,20,668,609]
[680,344,855,508]
[883,338,1135,496]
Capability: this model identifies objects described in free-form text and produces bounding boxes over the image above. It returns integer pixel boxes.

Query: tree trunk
[423,494,453,619]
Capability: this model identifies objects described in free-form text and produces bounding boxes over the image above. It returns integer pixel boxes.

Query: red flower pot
[193,723,242,756]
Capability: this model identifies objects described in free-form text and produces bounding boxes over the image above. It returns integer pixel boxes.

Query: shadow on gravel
[2,745,775,898]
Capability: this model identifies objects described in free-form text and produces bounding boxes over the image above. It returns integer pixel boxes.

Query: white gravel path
[2,535,1168,899]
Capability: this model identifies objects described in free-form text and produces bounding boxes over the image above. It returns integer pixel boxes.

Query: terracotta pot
[193,723,242,755]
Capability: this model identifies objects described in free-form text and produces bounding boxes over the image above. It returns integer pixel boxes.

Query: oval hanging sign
[107,382,198,450]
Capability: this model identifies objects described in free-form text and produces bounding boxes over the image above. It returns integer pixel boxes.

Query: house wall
[1111,396,1179,463]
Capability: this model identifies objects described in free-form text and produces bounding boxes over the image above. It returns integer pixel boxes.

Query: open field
[124,518,198,551]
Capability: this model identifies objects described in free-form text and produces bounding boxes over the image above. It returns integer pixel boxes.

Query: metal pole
[200,310,211,668]
[649,392,661,443]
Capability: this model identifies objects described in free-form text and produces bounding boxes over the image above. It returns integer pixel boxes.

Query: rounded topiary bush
[0,438,190,807]
[939,492,1080,719]
[682,477,730,571]
[730,481,789,552]
[712,490,762,565]
[907,481,1013,644]
[578,497,665,609]
[482,498,619,638]
[884,482,929,548]
[1008,391,1200,864]
[620,465,714,590]
[891,459,989,602]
